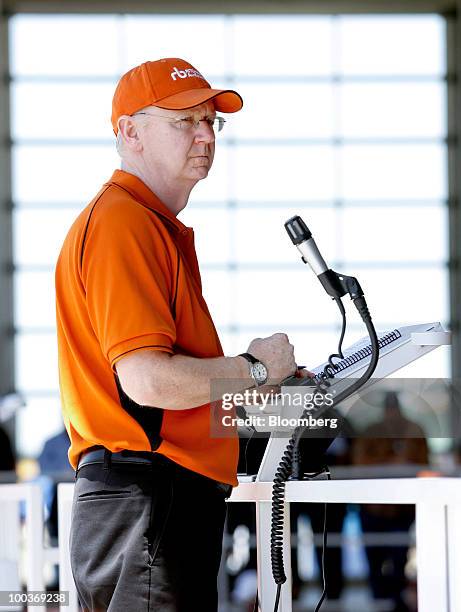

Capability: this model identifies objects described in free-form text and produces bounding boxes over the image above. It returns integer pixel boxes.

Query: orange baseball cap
[111,58,243,134]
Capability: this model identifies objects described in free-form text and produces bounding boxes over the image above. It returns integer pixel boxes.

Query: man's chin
[190,166,210,180]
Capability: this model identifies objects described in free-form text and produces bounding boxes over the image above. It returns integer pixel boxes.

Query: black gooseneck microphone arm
[269,216,380,612]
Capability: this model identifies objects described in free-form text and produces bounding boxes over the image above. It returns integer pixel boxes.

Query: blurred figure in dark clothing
[353,391,428,612]
[0,425,15,471]
[38,428,73,538]
[353,391,428,466]
[38,428,72,475]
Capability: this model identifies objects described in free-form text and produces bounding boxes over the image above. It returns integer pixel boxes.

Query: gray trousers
[70,455,228,611]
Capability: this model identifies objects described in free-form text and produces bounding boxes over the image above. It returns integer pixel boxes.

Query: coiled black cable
[317,298,346,395]
[270,295,379,612]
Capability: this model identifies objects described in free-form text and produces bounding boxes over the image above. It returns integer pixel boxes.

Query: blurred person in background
[0,394,22,476]
[353,391,428,612]
[38,428,73,590]
[38,428,73,539]
[0,425,15,472]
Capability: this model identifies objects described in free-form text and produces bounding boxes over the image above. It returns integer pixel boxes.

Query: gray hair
[115,111,151,158]
[115,129,125,157]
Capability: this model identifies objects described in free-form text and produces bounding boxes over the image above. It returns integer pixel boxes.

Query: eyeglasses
[133,112,226,133]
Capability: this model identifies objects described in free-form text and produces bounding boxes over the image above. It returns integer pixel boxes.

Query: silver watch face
[252,362,268,384]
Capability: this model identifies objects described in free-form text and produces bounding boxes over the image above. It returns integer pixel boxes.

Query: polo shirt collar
[106,169,188,234]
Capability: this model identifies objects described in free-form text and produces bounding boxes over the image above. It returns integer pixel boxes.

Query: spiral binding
[313,329,401,384]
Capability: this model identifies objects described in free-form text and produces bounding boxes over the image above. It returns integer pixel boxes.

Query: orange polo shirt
[55,169,238,486]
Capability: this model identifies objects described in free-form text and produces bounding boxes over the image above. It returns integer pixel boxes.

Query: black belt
[77,447,233,497]
[78,448,155,469]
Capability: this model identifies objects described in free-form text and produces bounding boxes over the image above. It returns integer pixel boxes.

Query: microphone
[284,215,363,300]
[284,215,328,276]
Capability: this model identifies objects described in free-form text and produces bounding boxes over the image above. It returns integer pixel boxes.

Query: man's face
[136,101,216,186]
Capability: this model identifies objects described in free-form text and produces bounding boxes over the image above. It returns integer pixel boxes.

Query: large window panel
[234,145,336,201]
[231,82,335,140]
[122,16,228,75]
[340,82,446,139]
[341,144,447,200]
[16,396,65,457]
[10,16,120,76]
[16,333,59,393]
[339,15,445,76]
[233,206,338,264]
[234,269,340,327]
[13,209,78,267]
[348,267,448,326]
[233,16,334,76]
[13,145,118,204]
[11,82,116,141]
[14,271,56,328]
[341,206,447,264]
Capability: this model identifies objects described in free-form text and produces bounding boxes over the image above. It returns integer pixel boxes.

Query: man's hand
[246,332,297,383]
[295,368,315,379]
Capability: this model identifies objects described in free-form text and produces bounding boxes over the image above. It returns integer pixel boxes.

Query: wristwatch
[238,353,268,387]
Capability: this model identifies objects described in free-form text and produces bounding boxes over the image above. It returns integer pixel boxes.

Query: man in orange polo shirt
[56,58,300,611]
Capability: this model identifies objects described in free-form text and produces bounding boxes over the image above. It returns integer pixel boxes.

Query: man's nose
[194,120,215,144]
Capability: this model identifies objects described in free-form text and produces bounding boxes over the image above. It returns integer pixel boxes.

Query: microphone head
[284,216,312,245]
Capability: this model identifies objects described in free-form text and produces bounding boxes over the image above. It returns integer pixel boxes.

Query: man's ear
[117,115,143,152]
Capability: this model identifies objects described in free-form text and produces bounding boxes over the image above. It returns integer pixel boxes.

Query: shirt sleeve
[80,200,177,370]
